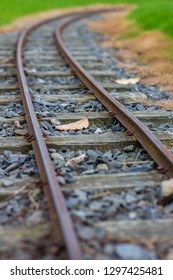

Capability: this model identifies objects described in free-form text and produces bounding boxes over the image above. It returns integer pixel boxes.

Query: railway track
[0,8,173,260]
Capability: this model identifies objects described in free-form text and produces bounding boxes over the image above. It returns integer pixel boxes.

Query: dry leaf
[66,154,87,167]
[0,58,11,64]
[115,77,140,85]
[56,115,89,131]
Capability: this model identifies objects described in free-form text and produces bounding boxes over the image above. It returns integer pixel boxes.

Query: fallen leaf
[0,58,11,64]
[66,154,87,166]
[115,77,140,85]
[56,115,89,131]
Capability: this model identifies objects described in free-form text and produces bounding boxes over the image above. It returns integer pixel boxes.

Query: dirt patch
[88,10,173,109]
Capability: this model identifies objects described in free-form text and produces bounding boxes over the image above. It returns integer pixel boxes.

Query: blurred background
[0,0,173,38]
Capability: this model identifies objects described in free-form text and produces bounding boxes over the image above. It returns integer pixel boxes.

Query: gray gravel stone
[105,204,117,215]
[0,168,5,176]
[103,194,120,206]
[94,128,102,134]
[135,104,146,111]
[64,174,75,184]
[78,226,95,240]
[112,124,123,132]
[66,197,79,209]
[164,203,173,214]
[82,169,96,175]
[57,176,66,185]
[71,210,93,220]
[89,201,102,211]
[114,243,157,260]
[95,228,106,240]
[87,150,98,163]
[125,193,137,204]
[1,179,14,187]
[124,145,135,152]
[4,111,17,118]
[103,150,113,161]
[51,152,64,161]
[128,211,137,220]
[107,160,121,170]
[6,205,14,216]
[129,164,153,172]
[103,244,114,255]
[73,189,87,201]
[97,163,109,171]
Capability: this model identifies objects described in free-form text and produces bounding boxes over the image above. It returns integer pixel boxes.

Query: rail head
[55,14,173,179]
[16,7,126,260]
[16,12,85,260]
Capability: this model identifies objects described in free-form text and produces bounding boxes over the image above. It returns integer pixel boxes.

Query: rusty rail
[15,7,125,259]
[16,13,83,260]
[55,15,173,179]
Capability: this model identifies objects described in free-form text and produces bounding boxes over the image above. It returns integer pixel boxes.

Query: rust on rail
[15,7,125,259]
[16,13,83,260]
[55,14,173,179]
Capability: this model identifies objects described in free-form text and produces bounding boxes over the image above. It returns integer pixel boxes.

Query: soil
[88,10,173,109]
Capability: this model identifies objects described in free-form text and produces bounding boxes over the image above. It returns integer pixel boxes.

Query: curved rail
[16,7,125,259]
[16,13,83,260]
[55,15,173,179]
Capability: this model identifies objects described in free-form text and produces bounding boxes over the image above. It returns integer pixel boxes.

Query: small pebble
[27,210,43,225]
[125,193,137,204]
[114,243,157,260]
[73,189,87,201]
[89,201,102,211]
[87,150,98,163]
[124,145,134,152]
[94,128,102,134]
[78,226,95,240]
[135,104,146,111]
[97,163,109,172]
[103,244,114,255]
[128,211,137,220]
[57,176,66,185]
[1,179,14,187]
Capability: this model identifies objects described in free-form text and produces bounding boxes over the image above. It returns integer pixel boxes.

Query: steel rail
[16,13,83,260]
[55,15,173,179]
[15,7,125,259]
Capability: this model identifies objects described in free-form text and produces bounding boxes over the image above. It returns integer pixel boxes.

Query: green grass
[129,1,173,38]
[1,0,173,38]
